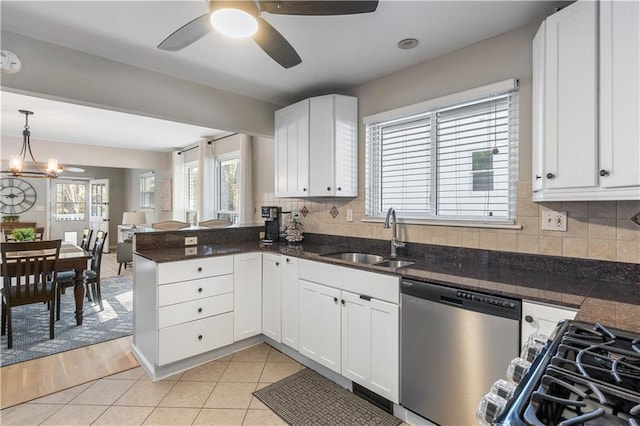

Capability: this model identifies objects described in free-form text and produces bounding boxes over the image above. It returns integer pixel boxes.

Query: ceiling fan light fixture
[210,8,258,38]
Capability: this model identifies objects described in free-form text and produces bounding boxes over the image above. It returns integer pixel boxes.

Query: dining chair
[198,219,232,228]
[152,220,189,230]
[80,228,93,250]
[116,239,133,275]
[83,231,108,312]
[56,231,108,319]
[34,227,45,241]
[1,239,62,349]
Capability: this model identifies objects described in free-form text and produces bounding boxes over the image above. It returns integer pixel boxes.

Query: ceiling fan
[158,0,379,69]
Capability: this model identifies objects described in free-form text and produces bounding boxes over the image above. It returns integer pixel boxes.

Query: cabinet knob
[286,258,290,263]
[525,315,534,323]
[337,187,342,191]
[303,188,307,192]
[198,307,203,313]
[327,186,331,191]
[546,173,555,180]
[341,299,345,305]
[333,297,338,303]
[275,262,280,266]
[535,175,541,180]
[198,335,203,340]
[198,287,203,293]
[599,169,609,177]
[197,267,203,272]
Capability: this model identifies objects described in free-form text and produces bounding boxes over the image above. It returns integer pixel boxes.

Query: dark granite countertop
[134,234,640,333]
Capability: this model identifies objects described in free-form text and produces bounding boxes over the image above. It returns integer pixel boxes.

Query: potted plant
[11,227,36,241]
[2,215,20,223]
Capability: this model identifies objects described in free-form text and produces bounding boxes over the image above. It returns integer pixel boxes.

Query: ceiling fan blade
[258,1,378,15]
[158,13,212,51]
[253,17,302,69]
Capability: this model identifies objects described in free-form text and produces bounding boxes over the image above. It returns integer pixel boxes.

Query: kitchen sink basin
[374,259,415,268]
[321,252,386,264]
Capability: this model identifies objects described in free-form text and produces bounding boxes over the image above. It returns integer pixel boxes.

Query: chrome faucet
[384,207,405,258]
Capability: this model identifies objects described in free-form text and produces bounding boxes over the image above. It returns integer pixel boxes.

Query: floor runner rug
[1,275,132,367]
[253,368,402,426]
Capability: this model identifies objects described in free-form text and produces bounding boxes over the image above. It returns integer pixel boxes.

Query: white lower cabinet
[299,279,342,373]
[262,253,282,342]
[341,291,399,403]
[521,300,577,340]
[298,259,400,403]
[233,252,262,341]
[281,256,299,350]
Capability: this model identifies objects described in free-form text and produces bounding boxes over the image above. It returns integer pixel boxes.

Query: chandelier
[5,110,63,178]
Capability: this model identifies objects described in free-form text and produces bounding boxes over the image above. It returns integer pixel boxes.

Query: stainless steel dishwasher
[400,279,521,426]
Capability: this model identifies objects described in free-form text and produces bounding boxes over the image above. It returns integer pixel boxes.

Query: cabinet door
[333,95,358,197]
[275,99,309,197]
[233,252,262,341]
[532,21,546,193]
[281,256,299,350]
[262,253,282,342]
[599,0,640,189]
[521,301,577,341]
[299,279,341,373]
[544,0,598,189]
[309,95,336,196]
[341,291,399,403]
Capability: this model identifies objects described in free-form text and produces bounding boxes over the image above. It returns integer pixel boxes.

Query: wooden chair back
[152,220,189,230]
[34,227,45,241]
[1,240,61,306]
[90,231,108,274]
[80,228,93,250]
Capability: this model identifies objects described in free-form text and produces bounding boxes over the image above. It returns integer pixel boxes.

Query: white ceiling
[1,0,568,151]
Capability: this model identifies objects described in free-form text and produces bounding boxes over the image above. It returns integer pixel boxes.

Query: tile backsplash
[254,181,640,264]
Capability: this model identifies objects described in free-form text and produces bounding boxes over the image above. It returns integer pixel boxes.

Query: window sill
[361,217,522,230]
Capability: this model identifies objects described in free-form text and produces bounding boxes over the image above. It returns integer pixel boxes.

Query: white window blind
[139,173,155,210]
[365,80,518,223]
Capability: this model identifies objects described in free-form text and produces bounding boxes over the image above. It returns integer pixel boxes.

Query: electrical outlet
[541,211,568,232]
[185,236,197,246]
[184,247,197,256]
[346,209,353,222]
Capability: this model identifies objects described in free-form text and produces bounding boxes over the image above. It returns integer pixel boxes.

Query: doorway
[49,178,90,244]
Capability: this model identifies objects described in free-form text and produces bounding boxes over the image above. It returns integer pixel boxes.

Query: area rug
[253,368,402,426]
[0,275,132,367]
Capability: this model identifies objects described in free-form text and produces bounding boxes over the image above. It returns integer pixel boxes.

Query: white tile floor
[1,343,302,425]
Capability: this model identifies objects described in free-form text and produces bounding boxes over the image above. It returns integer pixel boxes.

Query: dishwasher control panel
[457,290,518,310]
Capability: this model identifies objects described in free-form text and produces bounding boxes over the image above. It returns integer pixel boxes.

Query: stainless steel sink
[374,259,415,268]
[321,252,386,264]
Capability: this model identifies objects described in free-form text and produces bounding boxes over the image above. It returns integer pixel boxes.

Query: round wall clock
[0,177,37,214]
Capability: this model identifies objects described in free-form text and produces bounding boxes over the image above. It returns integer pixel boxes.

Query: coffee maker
[261,206,282,243]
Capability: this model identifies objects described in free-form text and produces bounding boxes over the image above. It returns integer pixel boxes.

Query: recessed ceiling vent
[397,38,419,50]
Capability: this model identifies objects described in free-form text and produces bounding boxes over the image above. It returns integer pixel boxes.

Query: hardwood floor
[1,252,138,409]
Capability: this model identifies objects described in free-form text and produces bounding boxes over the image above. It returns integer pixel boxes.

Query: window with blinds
[139,173,155,210]
[365,80,518,223]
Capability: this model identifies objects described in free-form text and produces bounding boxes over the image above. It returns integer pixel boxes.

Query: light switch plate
[185,236,197,246]
[541,211,567,231]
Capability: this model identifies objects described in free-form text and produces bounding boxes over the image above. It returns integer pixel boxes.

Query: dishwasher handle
[440,295,463,306]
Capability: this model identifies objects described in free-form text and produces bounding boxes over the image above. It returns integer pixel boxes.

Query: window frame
[54,182,86,221]
[139,172,155,211]
[364,79,519,227]
[215,151,240,222]
[184,161,198,217]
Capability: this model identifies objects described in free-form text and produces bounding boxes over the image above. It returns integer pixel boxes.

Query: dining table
[2,241,92,326]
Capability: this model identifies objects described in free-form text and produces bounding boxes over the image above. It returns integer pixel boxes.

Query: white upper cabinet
[275,99,310,197]
[599,0,640,190]
[275,94,358,198]
[532,0,640,201]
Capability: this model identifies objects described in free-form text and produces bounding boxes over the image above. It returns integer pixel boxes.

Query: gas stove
[497,320,640,426]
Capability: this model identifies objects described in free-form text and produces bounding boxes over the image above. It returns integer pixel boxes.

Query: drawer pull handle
[197,267,203,272]
[198,287,203,293]
[546,172,555,180]
[333,297,338,303]
[198,308,203,313]
[198,335,203,340]
[525,315,534,323]
[599,169,609,177]
[275,262,279,266]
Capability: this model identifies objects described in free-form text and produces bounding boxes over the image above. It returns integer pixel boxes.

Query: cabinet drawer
[157,256,233,284]
[158,274,233,307]
[299,259,399,304]
[158,312,234,365]
[159,293,234,328]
